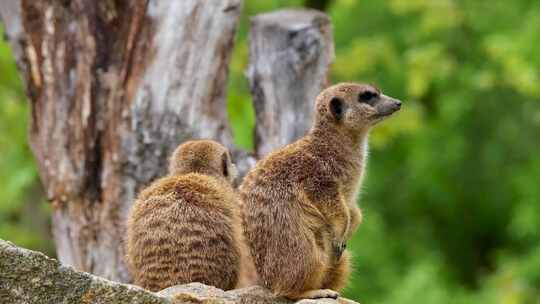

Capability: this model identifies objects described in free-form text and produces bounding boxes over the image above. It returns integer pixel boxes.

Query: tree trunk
[0,3,334,284]
[247,9,334,157]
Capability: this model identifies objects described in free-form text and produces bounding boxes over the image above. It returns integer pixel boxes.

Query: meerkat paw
[289,289,339,300]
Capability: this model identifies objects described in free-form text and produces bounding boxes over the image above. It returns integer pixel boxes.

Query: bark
[247,9,334,157]
[0,239,359,304]
[0,0,242,282]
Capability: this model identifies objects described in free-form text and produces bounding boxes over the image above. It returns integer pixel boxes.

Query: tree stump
[247,9,334,157]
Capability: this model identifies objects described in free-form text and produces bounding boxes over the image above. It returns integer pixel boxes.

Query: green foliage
[1,1,540,302]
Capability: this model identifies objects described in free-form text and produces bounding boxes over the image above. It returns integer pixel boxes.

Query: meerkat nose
[388,96,402,109]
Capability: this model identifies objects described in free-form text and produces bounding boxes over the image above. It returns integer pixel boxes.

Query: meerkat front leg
[304,182,352,239]
[303,187,351,267]
[323,194,352,257]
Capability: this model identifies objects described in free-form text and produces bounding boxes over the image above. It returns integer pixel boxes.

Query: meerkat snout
[370,94,401,119]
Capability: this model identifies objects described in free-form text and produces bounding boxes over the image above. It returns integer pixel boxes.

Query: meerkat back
[126,140,242,292]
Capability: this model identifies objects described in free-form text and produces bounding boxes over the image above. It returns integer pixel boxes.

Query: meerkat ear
[221,152,238,181]
[329,97,346,121]
[221,152,229,177]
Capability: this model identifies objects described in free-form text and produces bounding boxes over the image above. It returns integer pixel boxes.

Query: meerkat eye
[358,91,378,105]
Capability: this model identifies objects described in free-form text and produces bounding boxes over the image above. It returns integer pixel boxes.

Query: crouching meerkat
[240,83,402,299]
[126,139,252,291]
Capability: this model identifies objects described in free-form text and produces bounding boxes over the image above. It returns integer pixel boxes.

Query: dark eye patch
[358,91,378,105]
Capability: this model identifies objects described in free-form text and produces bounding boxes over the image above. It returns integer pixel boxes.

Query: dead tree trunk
[0,2,333,284]
[247,9,334,157]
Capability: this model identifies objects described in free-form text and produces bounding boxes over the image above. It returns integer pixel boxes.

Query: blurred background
[1,0,539,303]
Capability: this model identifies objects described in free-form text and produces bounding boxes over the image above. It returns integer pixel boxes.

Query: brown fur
[126,140,250,291]
[240,83,401,299]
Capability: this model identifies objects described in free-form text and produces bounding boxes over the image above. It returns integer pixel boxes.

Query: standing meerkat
[240,83,402,299]
[126,139,251,291]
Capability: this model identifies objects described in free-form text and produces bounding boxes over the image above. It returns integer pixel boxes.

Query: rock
[0,239,170,304]
[158,284,359,304]
[0,239,359,304]
[157,283,291,304]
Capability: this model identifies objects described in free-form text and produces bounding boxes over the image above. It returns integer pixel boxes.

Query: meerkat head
[168,139,238,183]
[314,82,402,132]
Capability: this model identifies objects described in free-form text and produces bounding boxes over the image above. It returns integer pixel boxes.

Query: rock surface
[0,239,359,304]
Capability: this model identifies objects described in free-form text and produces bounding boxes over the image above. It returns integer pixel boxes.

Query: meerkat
[239,83,402,299]
[126,139,252,292]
